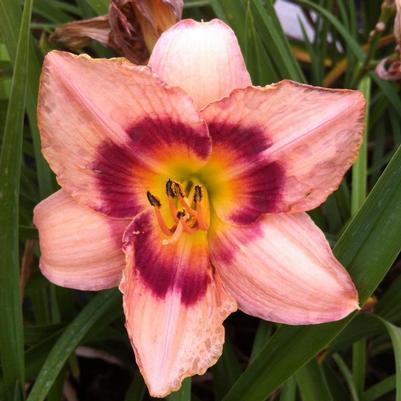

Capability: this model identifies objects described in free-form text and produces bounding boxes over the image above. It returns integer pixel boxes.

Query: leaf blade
[0,0,33,397]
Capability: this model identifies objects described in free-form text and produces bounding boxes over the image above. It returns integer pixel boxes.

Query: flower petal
[148,19,251,109]
[201,80,365,224]
[120,209,236,397]
[33,190,129,290]
[38,51,210,218]
[209,212,359,325]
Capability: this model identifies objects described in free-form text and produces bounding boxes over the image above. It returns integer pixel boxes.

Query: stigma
[147,179,209,245]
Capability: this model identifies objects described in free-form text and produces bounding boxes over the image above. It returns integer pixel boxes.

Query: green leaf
[332,314,383,351]
[250,321,272,363]
[332,353,359,401]
[248,0,305,82]
[0,0,53,198]
[376,274,401,323]
[279,377,297,401]
[26,290,121,401]
[86,0,108,15]
[352,338,367,396]
[296,0,365,63]
[24,324,65,346]
[351,76,371,215]
[222,143,401,401]
[0,0,33,398]
[370,74,401,120]
[351,77,371,398]
[362,375,395,401]
[377,319,401,401]
[212,337,242,399]
[124,371,146,401]
[296,360,334,401]
[167,378,191,401]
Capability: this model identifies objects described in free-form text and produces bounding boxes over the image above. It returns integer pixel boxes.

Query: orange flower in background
[34,19,365,397]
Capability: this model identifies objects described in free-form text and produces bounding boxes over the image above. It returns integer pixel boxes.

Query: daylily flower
[34,19,365,397]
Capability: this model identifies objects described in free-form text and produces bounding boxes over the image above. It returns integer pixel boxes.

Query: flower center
[146,179,209,245]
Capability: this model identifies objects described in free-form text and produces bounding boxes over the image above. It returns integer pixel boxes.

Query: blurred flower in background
[375,0,401,81]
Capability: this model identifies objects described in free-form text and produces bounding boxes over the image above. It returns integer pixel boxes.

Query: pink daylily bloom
[34,19,365,397]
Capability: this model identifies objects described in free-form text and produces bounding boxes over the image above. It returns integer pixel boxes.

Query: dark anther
[176,210,186,219]
[146,191,161,207]
[166,179,176,198]
[174,182,185,197]
[166,179,184,198]
[194,185,202,203]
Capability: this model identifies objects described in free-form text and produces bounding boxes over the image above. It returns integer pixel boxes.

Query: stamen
[147,178,209,244]
[166,178,197,217]
[146,191,172,236]
[166,179,179,221]
[194,185,202,203]
[176,209,197,234]
[179,197,197,217]
[162,221,184,245]
[166,179,183,198]
[166,179,177,198]
[181,218,198,234]
[146,191,161,207]
[194,185,208,230]
[176,209,186,220]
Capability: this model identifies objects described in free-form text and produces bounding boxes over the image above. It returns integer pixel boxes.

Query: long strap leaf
[0,0,33,398]
[26,290,121,401]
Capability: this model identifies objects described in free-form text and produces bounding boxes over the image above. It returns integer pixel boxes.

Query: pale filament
[167,197,179,222]
[147,180,208,245]
[195,202,208,231]
[161,222,184,246]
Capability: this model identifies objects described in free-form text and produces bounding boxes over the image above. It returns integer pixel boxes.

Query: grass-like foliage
[0,1,400,400]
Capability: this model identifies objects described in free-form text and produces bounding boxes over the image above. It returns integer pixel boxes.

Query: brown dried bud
[376,56,401,81]
[51,0,183,64]
[50,16,110,51]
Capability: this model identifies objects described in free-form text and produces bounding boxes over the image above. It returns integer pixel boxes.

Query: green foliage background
[0,1,400,400]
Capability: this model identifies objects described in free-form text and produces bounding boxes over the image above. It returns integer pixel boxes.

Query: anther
[166,179,184,198]
[147,190,172,236]
[193,185,208,230]
[174,182,185,197]
[194,185,202,203]
[176,210,186,219]
[147,191,161,207]
[166,179,176,198]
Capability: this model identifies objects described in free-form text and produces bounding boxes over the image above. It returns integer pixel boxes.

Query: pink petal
[33,190,129,290]
[38,51,210,218]
[148,19,251,109]
[120,209,236,397]
[209,212,359,325]
[201,80,365,223]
